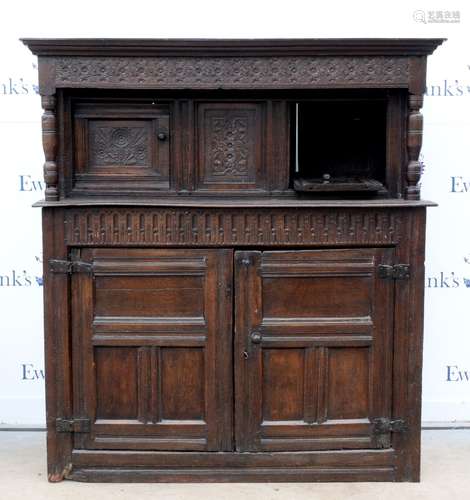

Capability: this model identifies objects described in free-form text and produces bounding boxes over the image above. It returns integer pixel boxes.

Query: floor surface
[0,430,469,499]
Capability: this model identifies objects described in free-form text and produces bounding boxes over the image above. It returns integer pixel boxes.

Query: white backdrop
[1,0,469,425]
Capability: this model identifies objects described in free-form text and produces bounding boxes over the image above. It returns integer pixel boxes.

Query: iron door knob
[250,331,262,343]
[157,132,167,141]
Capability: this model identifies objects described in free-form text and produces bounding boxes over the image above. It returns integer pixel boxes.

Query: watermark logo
[450,176,470,193]
[0,61,39,96]
[0,255,43,287]
[413,10,461,24]
[446,365,470,382]
[464,255,470,288]
[21,363,44,381]
[34,255,43,286]
[426,80,470,97]
[19,175,44,193]
[0,78,38,96]
[0,270,33,287]
[427,257,470,289]
[425,65,470,97]
[426,272,469,289]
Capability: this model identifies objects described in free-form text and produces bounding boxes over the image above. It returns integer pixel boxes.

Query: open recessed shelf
[293,96,387,195]
[293,176,384,193]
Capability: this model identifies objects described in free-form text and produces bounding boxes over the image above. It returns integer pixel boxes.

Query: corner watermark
[413,10,461,24]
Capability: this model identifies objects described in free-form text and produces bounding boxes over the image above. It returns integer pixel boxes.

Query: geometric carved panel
[65,208,403,247]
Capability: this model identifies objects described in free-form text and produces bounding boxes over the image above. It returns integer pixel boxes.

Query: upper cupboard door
[196,102,266,193]
[71,248,233,451]
[72,101,170,195]
[234,248,395,452]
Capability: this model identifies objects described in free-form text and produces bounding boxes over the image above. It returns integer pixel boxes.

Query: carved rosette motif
[65,208,402,247]
[89,124,149,166]
[406,95,424,200]
[41,95,58,200]
[54,56,410,88]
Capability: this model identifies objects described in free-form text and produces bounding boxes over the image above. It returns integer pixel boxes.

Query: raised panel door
[234,248,395,452]
[71,248,233,451]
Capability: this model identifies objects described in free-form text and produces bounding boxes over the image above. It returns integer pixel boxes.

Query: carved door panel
[234,248,395,452]
[71,248,233,451]
[72,100,170,194]
[196,102,266,192]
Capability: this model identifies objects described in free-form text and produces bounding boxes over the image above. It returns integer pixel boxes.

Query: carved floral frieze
[54,56,410,88]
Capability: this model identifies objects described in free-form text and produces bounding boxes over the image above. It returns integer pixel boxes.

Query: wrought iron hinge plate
[372,417,408,435]
[378,264,411,280]
[49,259,93,275]
[56,417,91,433]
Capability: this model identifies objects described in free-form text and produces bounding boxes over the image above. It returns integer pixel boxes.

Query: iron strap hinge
[372,417,408,435]
[49,258,93,275]
[56,418,91,433]
[378,264,411,280]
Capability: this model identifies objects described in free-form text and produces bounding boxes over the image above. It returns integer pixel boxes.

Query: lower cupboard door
[70,248,233,451]
[234,248,395,452]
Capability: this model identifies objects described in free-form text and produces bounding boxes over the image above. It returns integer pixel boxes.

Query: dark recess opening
[294,98,387,194]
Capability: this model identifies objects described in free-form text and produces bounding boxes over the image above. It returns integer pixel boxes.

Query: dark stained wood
[196,102,265,193]
[327,347,369,419]
[263,349,305,420]
[95,348,138,419]
[234,249,394,452]
[392,207,427,480]
[50,88,432,200]
[293,178,383,193]
[406,95,424,200]
[22,38,445,57]
[41,96,58,200]
[42,208,74,481]
[29,38,441,483]
[68,446,398,481]
[71,248,233,452]
[61,207,406,247]
[22,38,445,96]
[71,100,170,195]
[385,90,407,197]
[160,348,205,420]
[36,198,436,207]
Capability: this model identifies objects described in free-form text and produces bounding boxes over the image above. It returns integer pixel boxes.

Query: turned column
[41,95,58,200]
[405,94,424,200]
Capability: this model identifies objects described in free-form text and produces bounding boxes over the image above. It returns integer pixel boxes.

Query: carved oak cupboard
[23,38,444,482]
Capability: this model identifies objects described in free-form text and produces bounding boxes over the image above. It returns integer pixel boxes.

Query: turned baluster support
[41,95,58,201]
[406,94,424,200]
